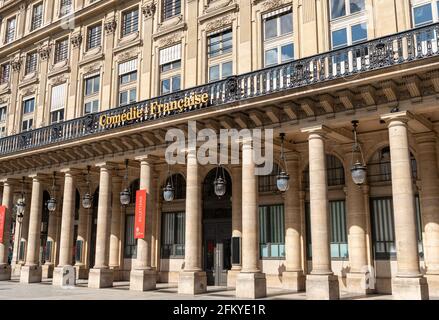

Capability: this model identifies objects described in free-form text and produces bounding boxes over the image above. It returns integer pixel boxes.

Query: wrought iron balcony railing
[1,23,439,158]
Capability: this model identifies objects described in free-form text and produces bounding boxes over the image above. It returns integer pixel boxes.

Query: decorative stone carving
[117,50,139,63]
[205,0,235,11]
[52,75,67,86]
[205,14,234,33]
[83,63,101,75]
[11,57,22,72]
[253,0,285,11]
[71,33,83,48]
[104,19,117,34]
[159,32,183,47]
[22,86,36,97]
[38,45,51,60]
[142,2,156,18]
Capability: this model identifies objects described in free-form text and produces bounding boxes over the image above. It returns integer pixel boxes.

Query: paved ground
[0,277,399,300]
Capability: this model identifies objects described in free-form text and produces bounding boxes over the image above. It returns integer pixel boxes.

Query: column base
[74,265,89,279]
[236,272,267,299]
[0,264,11,281]
[130,269,157,291]
[41,264,54,279]
[11,262,23,277]
[392,276,429,300]
[178,271,207,295]
[346,272,375,295]
[282,271,305,292]
[88,268,114,289]
[306,274,340,300]
[425,274,439,298]
[20,265,42,284]
[53,266,77,286]
[227,269,241,288]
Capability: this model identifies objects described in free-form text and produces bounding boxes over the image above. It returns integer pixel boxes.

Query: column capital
[0,178,19,186]
[95,162,118,169]
[135,154,159,163]
[59,168,83,176]
[380,110,414,125]
[28,173,45,180]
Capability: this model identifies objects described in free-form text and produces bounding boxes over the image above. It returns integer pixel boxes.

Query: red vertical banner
[0,206,6,244]
[134,190,147,239]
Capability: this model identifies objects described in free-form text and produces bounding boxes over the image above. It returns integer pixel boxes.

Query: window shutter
[51,83,66,111]
[159,43,182,65]
[262,6,292,20]
[119,59,137,75]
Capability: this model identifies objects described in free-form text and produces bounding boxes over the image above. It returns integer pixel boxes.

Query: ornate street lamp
[15,177,26,217]
[350,120,367,186]
[163,160,175,202]
[213,144,227,197]
[46,172,57,213]
[120,159,131,206]
[276,133,290,192]
[82,166,93,209]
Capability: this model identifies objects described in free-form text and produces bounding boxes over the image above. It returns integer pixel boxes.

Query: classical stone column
[228,165,242,287]
[88,163,114,288]
[12,196,30,276]
[20,175,43,283]
[382,111,428,300]
[0,180,14,280]
[236,138,267,299]
[344,151,373,294]
[415,132,439,297]
[130,157,157,291]
[178,146,207,295]
[109,176,122,280]
[42,189,60,279]
[53,170,77,286]
[75,204,90,279]
[301,127,339,300]
[283,152,305,291]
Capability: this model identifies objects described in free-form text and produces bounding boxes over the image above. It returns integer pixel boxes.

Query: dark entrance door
[204,219,232,286]
[202,168,233,287]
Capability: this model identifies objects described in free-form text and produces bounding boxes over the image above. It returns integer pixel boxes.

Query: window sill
[260,257,286,260]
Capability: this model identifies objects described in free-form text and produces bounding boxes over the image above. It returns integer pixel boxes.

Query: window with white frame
[263,7,294,67]
[0,63,10,85]
[87,24,102,50]
[50,83,66,123]
[0,105,6,138]
[412,0,439,26]
[31,2,44,31]
[84,74,100,114]
[119,59,138,106]
[25,52,38,75]
[207,29,233,82]
[122,8,139,37]
[330,0,365,20]
[22,97,35,132]
[5,16,16,44]
[159,43,181,94]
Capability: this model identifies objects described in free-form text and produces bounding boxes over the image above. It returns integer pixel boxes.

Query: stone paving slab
[0,278,399,300]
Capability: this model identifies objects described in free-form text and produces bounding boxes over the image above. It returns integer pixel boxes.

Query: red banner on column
[0,206,6,244]
[134,190,147,239]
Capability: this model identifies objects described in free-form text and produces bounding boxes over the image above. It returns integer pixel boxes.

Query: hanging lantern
[120,159,131,206]
[163,181,175,202]
[276,133,290,192]
[350,120,367,186]
[16,177,26,217]
[214,176,227,197]
[82,166,93,209]
[47,198,57,212]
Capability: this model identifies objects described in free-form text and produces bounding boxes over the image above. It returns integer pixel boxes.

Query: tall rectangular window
[207,29,233,82]
[263,7,294,67]
[22,98,35,132]
[124,215,137,258]
[161,212,185,258]
[50,83,66,123]
[330,0,365,20]
[160,44,181,94]
[25,52,38,75]
[0,105,6,137]
[5,17,16,44]
[54,38,69,63]
[119,59,138,106]
[259,205,285,258]
[122,8,139,37]
[0,64,10,85]
[87,24,102,50]
[163,0,181,20]
[31,3,44,31]
[60,0,72,17]
[84,74,100,114]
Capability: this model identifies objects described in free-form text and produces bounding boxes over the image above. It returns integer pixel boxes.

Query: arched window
[367,147,418,183]
[258,162,282,193]
[303,154,345,189]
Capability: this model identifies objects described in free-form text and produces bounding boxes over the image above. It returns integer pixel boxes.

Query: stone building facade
[0,0,439,299]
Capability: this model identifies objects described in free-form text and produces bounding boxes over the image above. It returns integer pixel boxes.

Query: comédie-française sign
[98,92,210,129]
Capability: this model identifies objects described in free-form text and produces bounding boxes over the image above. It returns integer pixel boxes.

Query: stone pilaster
[178,145,207,295]
[53,170,77,286]
[101,15,117,111]
[20,175,43,284]
[301,127,339,300]
[0,180,15,280]
[109,176,122,280]
[415,132,439,297]
[88,163,114,288]
[12,194,30,276]
[282,152,305,291]
[130,156,157,291]
[236,138,267,299]
[42,189,60,279]
[382,112,428,300]
[75,204,90,279]
[228,165,242,287]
